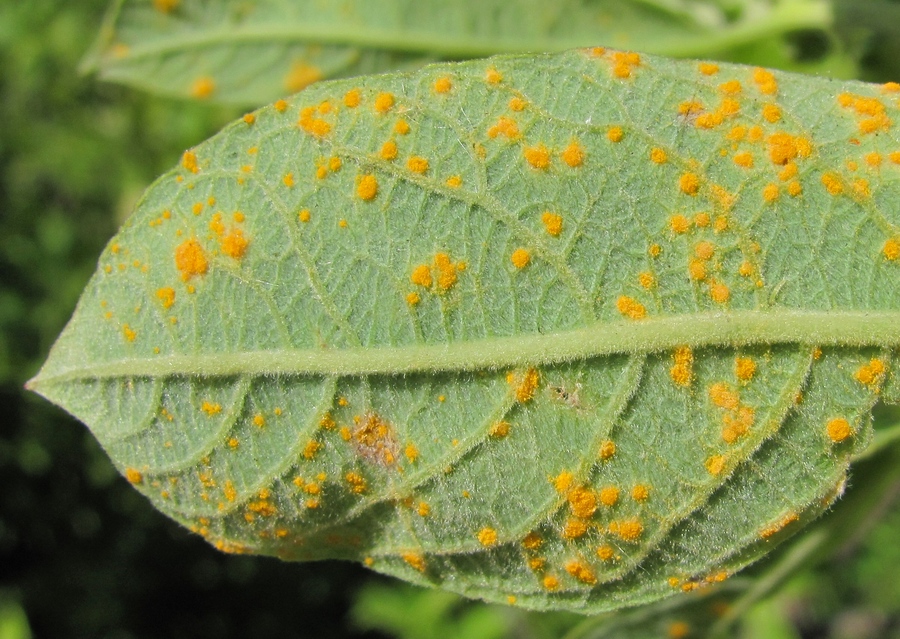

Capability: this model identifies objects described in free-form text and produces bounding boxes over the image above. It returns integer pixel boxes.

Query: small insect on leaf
[29,49,900,615]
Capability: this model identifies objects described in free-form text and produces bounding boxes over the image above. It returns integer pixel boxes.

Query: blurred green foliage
[2,0,899,637]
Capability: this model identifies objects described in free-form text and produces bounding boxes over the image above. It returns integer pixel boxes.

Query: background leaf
[81,0,834,105]
[30,49,900,613]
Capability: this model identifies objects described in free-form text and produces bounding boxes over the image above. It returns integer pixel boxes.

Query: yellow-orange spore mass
[553,471,574,493]
[284,63,321,92]
[410,264,433,288]
[407,156,429,174]
[607,126,624,143]
[733,151,754,168]
[565,561,597,585]
[752,68,778,94]
[885,238,900,260]
[298,106,331,137]
[616,296,646,320]
[345,471,367,494]
[669,214,691,234]
[190,76,215,99]
[489,421,510,438]
[699,62,719,75]
[175,239,208,280]
[485,67,503,84]
[762,103,782,123]
[598,440,616,460]
[522,532,542,550]
[221,229,249,259]
[402,552,426,572]
[477,527,498,547]
[706,455,726,475]
[343,89,361,108]
[763,183,779,203]
[156,287,175,309]
[510,248,531,269]
[542,212,563,236]
[433,77,452,94]
[821,173,843,196]
[508,97,527,111]
[509,368,540,403]
[487,116,520,140]
[599,486,620,506]
[374,92,395,113]
[709,382,740,409]
[827,418,852,442]
[632,484,650,501]
[568,486,597,518]
[609,519,643,541]
[735,357,757,381]
[357,174,378,200]
[650,147,668,164]
[182,150,199,173]
[679,173,700,195]
[670,346,693,387]
[562,518,589,539]
[523,144,551,169]
[562,141,585,167]
[542,575,560,591]
[597,545,616,560]
[710,281,730,303]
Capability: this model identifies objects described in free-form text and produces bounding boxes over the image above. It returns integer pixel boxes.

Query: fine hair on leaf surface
[30,47,900,614]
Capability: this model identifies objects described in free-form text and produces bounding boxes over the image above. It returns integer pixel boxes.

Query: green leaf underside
[31,50,900,613]
[83,0,831,105]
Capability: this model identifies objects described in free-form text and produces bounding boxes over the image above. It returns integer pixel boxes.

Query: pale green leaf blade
[30,49,900,613]
[81,0,831,105]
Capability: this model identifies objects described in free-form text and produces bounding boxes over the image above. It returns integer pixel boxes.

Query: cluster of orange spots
[356,174,378,200]
[282,172,295,188]
[542,575,560,591]
[403,443,419,463]
[541,211,563,236]
[405,292,421,306]
[345,471,367,494]
[191,76,215,99]
[181,150,199,174]
[705,454,726,475]
[565,560,597,585]
[752,68,778,95]
[393,120,410,136]
[222,480,236,502]
[314,155,343,180]
[762,103,782,123]
[523,144,551,169]
[508,97,527,112]
[598,440,617,461]
[352,412,398,466]
[379,141,398,161]
[510,248,531,269]
[607,126,624,143]
[670,214,690,234]
[409,252,463,293]
[827,417,852,443]
[529,555,545,569]
[760,512,800,539]
[221,229,248,259]
[407,156,429,174]
[678,100,704,117]
[709,382,739,410]
[567,486,598,518]
[698,61,719,75]
[302,440,322,460]
[762,183,779,204]
[679,172,700,196]
[271,99,288,113]
[596,545,616,561]
[374,92,395,114]
[416,501,430,517]
[877,237,900,262]
[284,62,321,92]
[343,88,361,108]
[638,272,655,289]
[477,527,498,547]
[821,172,843,196]
[522,532,542,550]
[779,162,797,180]
[252,413,266,428]
[649,243,662,258]
[631,484,650,502]
[433,76,452,94]
[402,551,426,572]
[608,519,643,541]
[247,492,277,517]
[298,106,331,137]
[562,141,585,167]
[562,518,589,540]
[242,112,257,126]
[837,92,892,134]
[708,280,730,304]
[506,368,540,403]
[650,147,668,164]
[719,79,742,95]
[609,51,642,79]
[732,151,754,168]
[484,67,503,84]
[599,486,620,507]
[552,471,575,494]
[734,356,757,382]
[489,421,511,438]
[616,296,646,320]
[766,132,811,166]
[721,405,755,444]
[445,175,462,188]
[487,116,520,140]
[669,346,693,387]
[227,437,239,450]
[124,468,143,484]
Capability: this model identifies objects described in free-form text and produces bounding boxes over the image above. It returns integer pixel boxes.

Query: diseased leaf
[30,49,900,613]
[82,0,832,105]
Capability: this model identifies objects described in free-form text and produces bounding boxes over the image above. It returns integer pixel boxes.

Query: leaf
[81,0,832,105]
[29,49,900,613]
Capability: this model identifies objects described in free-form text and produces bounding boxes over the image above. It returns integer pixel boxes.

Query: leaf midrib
[29,309,900,387]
